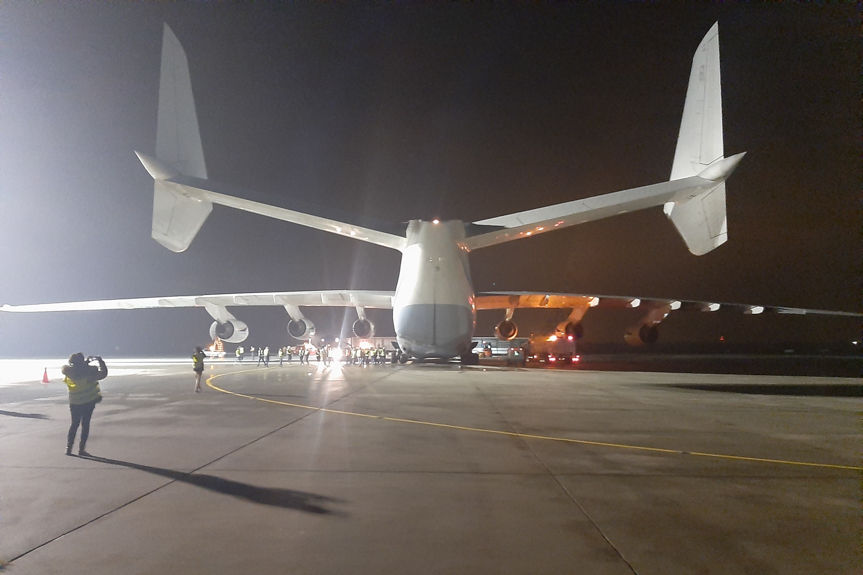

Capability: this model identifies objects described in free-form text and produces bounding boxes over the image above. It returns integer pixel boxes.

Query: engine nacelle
[287,318,316,340]
[624,324,659,346]
[494,320,518,341]
[556,321,584,340]
[209,319,249,344]
[352,318,375,339]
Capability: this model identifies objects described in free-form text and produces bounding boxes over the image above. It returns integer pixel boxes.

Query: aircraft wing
[475,291,863,316]
[0,290,395,313]
[476,290,861,345]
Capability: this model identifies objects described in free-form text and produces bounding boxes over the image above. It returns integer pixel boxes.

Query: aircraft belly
[395,304,474,358]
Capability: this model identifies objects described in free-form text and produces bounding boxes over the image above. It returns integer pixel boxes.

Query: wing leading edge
[0,291,394,314]
[476,291,862,345]
[475,291,863,318]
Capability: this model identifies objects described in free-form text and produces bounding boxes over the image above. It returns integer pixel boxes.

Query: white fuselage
[392,220,476,358]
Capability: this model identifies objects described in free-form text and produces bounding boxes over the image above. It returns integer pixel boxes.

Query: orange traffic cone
[42,368,49,384]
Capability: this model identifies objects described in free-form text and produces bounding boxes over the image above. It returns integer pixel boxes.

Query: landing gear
[398,353,409,364]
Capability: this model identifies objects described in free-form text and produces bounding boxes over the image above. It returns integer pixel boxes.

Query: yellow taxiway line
[206,369,862,472]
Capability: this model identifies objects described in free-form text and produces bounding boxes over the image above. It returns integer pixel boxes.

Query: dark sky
[0,2,859,356]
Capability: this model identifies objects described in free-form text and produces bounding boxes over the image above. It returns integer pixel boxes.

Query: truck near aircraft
[525,334,581,367]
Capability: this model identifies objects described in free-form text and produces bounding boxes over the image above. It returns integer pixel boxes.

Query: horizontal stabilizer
[139,24,405,254]
[467,175,718,251]
[469,24,739,256]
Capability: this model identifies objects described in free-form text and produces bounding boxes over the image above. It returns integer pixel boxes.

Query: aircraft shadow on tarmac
[658,384,862,397]
[0,409,49,419]
[78,455,346,516]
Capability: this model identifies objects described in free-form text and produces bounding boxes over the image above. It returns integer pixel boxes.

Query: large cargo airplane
[2,23,858,363]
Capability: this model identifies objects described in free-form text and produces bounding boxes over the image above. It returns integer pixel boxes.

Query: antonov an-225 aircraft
[2,23,858,363]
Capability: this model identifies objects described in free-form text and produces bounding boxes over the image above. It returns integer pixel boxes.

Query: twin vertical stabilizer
[140,24,212,253]
[140,22,740,257]
[666,22,731,255]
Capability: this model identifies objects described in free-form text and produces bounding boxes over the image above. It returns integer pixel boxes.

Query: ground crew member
[62,352,107,456]
[236,346,243,362]
[193,346,206,392]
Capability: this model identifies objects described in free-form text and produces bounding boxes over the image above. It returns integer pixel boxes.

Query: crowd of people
[232,344,396,366]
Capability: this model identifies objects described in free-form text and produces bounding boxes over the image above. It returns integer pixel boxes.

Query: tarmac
[1,357,860,574]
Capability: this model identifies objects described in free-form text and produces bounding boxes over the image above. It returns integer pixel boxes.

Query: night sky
[0,3,859,357]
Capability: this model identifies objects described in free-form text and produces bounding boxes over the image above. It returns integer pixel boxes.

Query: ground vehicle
[525,335,581,367]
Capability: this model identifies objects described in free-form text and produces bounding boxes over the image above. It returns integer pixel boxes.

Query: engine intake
[287,318,315,340]
[624,324,659,346]
[557,321,584,340]
[494,320,518,341]
[352,318,375,339]
[209,320,248,344]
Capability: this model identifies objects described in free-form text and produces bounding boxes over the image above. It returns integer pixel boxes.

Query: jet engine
[209,319,249,343]
[287,318,316,340]
[556,321,584,341]
[352,318,375,339]
[624,324,659,346]
[494,320,518,341]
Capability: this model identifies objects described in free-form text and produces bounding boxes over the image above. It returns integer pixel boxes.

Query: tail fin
[666,22,730,256]
[137,24,212,253]
[157,24,207,179]
[671,22,723,180]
